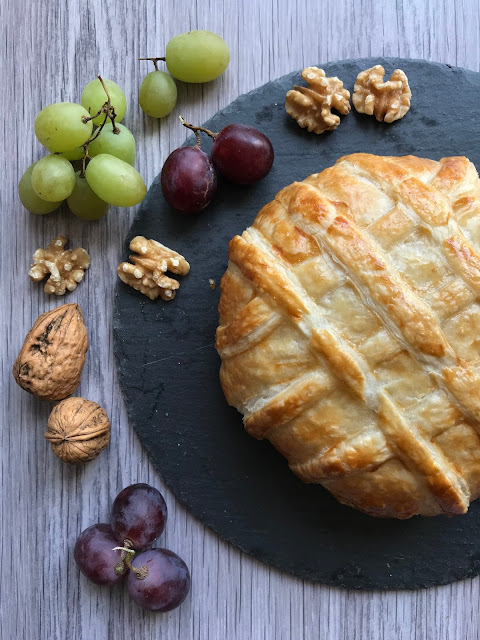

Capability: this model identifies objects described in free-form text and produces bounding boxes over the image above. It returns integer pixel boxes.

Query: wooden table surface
[2,0,480,638]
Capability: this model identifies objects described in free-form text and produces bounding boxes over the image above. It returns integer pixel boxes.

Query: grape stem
[114,561,127,576]
[112,542,149,580]
[139,57,166,71]
[179,116,217,148]
[80,75,120,177]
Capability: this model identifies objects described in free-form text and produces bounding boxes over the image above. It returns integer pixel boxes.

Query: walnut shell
[13,303,88,400]
[45,397,110,463]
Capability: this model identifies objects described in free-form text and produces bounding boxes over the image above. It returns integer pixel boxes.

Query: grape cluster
[19,76,146,220]
[75,483,190,612]
[161,118,275,214]
[139,30,230,119]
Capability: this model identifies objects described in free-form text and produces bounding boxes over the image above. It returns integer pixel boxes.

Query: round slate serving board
[113,58,480,590]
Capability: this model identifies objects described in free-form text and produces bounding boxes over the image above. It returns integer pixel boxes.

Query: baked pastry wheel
[216,153,480,519]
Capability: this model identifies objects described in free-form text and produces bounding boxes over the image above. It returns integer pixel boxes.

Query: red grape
[74,523,126,586]
[211,124,274,184]
[161,146,217,213]
[111,483,167,550]
[127,549,190,612]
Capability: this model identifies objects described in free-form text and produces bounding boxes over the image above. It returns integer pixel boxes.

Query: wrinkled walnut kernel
[352,65,411,123]
[29,235,90,295]
[285,67,351,134]
[117,236,190,301]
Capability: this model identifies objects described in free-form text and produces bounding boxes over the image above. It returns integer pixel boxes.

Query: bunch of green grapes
[139,30,230,119]
[19,77,146,220]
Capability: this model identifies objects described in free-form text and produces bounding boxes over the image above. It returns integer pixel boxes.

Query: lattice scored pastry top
[215,153,480,519]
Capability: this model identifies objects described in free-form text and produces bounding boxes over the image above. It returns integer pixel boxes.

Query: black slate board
[113,58,480,590]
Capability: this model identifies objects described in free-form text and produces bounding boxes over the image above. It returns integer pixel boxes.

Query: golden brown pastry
[215,153,480,519]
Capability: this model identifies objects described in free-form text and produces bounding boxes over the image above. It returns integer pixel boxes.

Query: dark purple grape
[211,123,274,184]
[127,549,190,612]
[111,483,167,550]
[74,523,126,586]
[161,146,217,214]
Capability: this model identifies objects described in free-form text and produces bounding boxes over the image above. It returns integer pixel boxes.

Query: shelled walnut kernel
[29,235,90,295]
[117,236,190,301]
[352,65,411,123]
[285,67,351,134]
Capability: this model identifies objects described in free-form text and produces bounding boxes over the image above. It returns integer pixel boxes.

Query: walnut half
[29,235,90,295]
[117,236,190,301]
[285,67,351,134]
[352,65,411,123]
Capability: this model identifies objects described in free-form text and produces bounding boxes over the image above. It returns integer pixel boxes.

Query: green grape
[88,122,136,165]
[85,154,146,207]
[67,171,109,220]
[81,78,127,126]
[35,102,93,152]
[165,30,230,83]
[18,163,63,214]
[31,155,76,201]
[139,71,177,118]
[60,146,85,161]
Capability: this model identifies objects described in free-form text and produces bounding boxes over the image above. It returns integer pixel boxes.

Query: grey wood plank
[2,0,480,638]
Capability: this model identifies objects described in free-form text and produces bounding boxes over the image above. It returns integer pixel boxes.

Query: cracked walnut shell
[285,67,351,134]
[117,236,190,301]
[46,397,111,464]
[352,65,411,123]
[13,303,88,400]
[29,235,90,295]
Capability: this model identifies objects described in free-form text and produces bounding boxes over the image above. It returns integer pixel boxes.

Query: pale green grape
[89,123,136,165]
[85,154,146,207]
[31,155,75,201]
[139,71,177,118]
[60,146,85,161]
[81,78,127,126]
[165,30,230,83]
[35,102,93,152]
[67,171,109,220]
[18,163,63,214]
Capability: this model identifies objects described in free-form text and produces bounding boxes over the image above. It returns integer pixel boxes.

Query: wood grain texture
[1,0,480,638]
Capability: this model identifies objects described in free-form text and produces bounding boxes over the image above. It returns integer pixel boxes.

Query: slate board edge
[113,317,480,590]
[119,55,480,248]
[113,57,480,590]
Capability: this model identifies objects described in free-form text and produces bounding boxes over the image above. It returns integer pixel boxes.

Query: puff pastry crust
[215,153,480,519]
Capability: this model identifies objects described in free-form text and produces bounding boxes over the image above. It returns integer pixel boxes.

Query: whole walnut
[46,397,110,464]
[13,303,88,400]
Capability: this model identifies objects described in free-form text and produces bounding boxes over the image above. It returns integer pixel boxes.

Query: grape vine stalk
[80,75,120,176]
